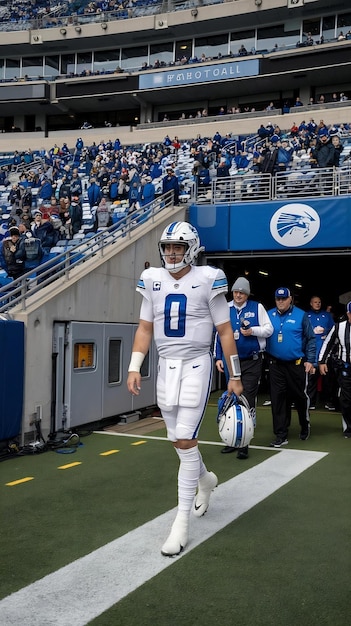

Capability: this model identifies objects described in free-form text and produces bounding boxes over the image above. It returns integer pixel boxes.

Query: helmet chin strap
[164,260,188,273]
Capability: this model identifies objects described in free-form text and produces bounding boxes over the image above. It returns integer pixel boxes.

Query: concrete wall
[0,102,350,155]
[10,205,185,442]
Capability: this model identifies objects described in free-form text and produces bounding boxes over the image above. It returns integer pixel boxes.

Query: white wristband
[230,354,241,377]
[128,351,145,373]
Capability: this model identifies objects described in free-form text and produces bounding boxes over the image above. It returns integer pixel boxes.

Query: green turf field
[1,394,349,626]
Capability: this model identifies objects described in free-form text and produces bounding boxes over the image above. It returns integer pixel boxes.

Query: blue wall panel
[189,204,231,251]
[190,197,351,252]
[0,319,24,441]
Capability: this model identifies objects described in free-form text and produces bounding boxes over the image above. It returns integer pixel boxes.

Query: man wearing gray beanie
[214,276,273,458]
[231,277,251,296]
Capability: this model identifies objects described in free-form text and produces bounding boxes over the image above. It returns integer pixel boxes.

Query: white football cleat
[193,471,218,517]
[161,513,189,557]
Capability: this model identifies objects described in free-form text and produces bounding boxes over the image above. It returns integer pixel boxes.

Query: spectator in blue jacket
[162,167,179,204]
[140,176,155,206]
[109,175,119,202]
[38,177,54,204]
[87,177,102,209]
[275,138,294,172]
[69,169,83,199]
[149,158,162,180]
[128,181,142,212]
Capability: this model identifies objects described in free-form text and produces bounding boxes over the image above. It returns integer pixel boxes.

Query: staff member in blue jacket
[214,276,273,458]
[306,295,334,409]
[266,287,316,447]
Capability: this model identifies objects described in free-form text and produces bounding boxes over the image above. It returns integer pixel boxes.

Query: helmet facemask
[159,241,189,273]
[158,221,204,273]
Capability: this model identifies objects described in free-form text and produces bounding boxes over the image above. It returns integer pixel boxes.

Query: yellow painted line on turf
[57,462,82,470]
[100,450,119,456]
[131,440,147,446]
[6,477,34,487]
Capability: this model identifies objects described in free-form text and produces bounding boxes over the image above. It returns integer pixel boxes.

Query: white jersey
[136,265,228,359]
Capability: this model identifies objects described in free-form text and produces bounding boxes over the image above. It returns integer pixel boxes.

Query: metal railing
[196,165,351,203]
[0,191,174,313]
[210,173,273,203]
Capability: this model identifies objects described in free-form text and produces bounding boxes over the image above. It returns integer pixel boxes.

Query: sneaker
[270,437,288,448]
[299,426,310,441]
[193,471,218,517]
[221,446,236,454]
[262,400,271,406]
[344,432,351,439]
[309,406,316,410]
[237,445,249,460]
[161,512,189,557]
[325,402,336,411]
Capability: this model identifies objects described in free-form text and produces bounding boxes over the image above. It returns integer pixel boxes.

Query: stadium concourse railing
[199,165,351,204]
[0,190,176,314]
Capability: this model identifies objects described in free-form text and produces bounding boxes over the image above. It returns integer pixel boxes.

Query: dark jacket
[315,139,335,168]
[0,237,25,278]
[69,201,83,235]
[162,173,179,204]
[32,220,57,251]
[17,234,44,270]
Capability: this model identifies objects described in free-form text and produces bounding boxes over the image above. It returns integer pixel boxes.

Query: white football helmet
[217,392,254,449]
[158,221,204,273]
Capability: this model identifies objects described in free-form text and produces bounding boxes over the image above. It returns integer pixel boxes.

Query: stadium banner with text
[189,197,351,252]
[139,59,259,90]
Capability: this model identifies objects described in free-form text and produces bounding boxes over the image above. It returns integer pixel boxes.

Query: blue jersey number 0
[164,294,187,337]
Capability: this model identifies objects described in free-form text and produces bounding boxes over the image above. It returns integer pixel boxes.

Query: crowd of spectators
[0,0,213,30]
[0,0,131,30]
[0,134,181,258]
[0,119,351,281]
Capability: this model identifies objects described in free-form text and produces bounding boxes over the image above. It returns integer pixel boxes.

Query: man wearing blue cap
[318,301,351,438]
[266,288,316,447]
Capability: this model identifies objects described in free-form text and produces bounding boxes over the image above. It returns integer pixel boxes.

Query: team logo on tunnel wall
[270,203,320,247]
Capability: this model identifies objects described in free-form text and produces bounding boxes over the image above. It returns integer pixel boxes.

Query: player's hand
[319,363,328,376]
[227,379,243,396]
[127,372,141,395]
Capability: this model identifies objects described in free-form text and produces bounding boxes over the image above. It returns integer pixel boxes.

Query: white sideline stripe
[95,429,280,449]
[0,449,326,626]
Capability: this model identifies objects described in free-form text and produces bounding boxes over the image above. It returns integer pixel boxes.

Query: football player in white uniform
[127,221,243,556]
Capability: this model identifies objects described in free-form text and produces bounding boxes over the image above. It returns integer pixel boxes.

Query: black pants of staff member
[337,365,351,435]
[240,354,264,419]
[308,361,338,408]
[268,357,310,440]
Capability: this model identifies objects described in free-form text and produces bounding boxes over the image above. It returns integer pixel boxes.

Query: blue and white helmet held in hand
[217,392,254,449]
[158,221,204,273]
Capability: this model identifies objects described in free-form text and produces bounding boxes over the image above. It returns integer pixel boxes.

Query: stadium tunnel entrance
[205,250,351,319]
